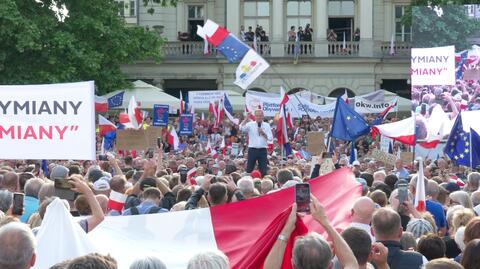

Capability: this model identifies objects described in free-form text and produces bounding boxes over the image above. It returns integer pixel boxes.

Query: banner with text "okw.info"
[0,81,96,160]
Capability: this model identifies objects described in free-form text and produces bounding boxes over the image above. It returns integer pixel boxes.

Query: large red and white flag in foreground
[372,116,415,145]
[415,157,426,212]
[85,168,360,269]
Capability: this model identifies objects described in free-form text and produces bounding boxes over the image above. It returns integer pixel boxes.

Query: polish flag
[277,87,290,146]
[415,157,426,212]
[107,191,127,212]
[167,126,179,150]
[341,89,349,104]
[450,175,465,187]
[128,96,143,129]
[95,95,108,113]
[202,19,229,46]
[206,139,213,154]
[86,168,361,269]
[98,115,117,137]
[214,100,224,127]
[220,136,226,155]
[293,150,304,160]
[419,106,449,149]
[372,116,415,145]
[187,168,197,185]
[245,105,256,121]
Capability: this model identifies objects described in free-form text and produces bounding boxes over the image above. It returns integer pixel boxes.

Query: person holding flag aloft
[240,109,273,177]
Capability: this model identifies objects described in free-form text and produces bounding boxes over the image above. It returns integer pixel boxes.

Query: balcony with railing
[162,41,411,60]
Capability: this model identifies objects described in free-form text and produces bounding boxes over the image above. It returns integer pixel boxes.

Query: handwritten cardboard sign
[370,149,397,166]
[306,132,326,155]
[116,128,163,150]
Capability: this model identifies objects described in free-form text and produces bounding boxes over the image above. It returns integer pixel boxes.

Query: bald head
[352,197,375,224]
[426,180,440,200]
[372,208,402,241]
[0,222,36,269]
[3,172,19,193]
[471,191,480,207]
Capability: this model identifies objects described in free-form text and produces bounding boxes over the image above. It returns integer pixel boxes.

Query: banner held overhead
[0,81,95,160]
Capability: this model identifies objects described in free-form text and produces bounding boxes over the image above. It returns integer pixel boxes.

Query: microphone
[258,121,262,136]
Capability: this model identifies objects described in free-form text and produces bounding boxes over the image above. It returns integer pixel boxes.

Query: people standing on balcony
[245,26,254,42]
[240,25,246,42]
[304,23,313,54]
[287,26,296,54]
[354,28,360,42]
[297,26,305,54]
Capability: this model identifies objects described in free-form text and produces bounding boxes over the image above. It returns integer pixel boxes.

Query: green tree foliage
[0,0,163,94]
[403,2,480,50]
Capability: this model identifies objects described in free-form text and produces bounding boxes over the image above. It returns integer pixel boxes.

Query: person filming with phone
[240,109,273,177]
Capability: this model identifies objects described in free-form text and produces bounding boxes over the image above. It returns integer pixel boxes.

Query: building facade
[118,0,413,100]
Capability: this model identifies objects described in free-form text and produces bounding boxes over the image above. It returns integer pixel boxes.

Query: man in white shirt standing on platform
[240,109,273,177]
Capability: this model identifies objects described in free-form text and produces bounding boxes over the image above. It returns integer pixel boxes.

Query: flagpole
[470,131,473,171]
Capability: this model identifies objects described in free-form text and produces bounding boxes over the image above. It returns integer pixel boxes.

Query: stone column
[270,0,285,57]
[314,0,328,57]
[359,0,373,57]
[226,0,240,36]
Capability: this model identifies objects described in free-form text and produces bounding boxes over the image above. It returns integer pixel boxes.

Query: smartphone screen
[397,183,408,205]
[54,177,73,189]
[54,178,77,201]
[12,193,24,215]
[295,183,311,213]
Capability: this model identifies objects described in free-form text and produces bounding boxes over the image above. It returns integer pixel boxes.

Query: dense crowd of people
[1,108,480,269]
[412,80,480,119]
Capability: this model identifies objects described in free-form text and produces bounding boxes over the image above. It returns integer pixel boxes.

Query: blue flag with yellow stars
[331,97,371,141]
[444,113,477,167]
[217,34,250,63]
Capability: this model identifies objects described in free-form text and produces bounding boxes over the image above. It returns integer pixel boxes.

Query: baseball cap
[442,182,460,193]
[139,177,157,191]
[406,218,434,239]
[50,165,69,180]
[87,168,105,183]
[93,179,111,192]
[352,160,360,166]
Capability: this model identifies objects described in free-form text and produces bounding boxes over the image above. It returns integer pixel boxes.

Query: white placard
[0,81,95,160]
[188,90,225,109]
[354,97,398,114]
[245,91,336,118]
[411,46,456,86]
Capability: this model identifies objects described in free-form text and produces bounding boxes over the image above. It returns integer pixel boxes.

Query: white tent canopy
[102,80,180,111]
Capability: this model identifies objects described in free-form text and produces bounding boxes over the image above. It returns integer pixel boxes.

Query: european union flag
[445,114,473,167]
[108,91,125,108]
[331,97,371,141]
[217,34,250,63]
[471,128,480,167]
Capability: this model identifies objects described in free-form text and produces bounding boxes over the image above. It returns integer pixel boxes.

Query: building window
[187,5,205,41]
[395,5,412,42]
[129,0,136,17]
[243,0,270,36]
[286,0,312,39]
[117,1,125,17]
